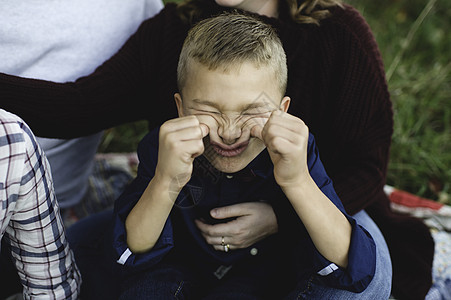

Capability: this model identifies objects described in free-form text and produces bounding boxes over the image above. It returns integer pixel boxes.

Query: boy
[113,13,376,298]
[0,109,80,299]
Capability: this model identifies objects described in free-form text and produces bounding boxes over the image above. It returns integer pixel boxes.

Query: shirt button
[250,248,258,256]
[226,175,233,179]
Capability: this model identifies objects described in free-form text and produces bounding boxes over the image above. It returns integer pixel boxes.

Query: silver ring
[221,236,225,246]
[223,244,230,252]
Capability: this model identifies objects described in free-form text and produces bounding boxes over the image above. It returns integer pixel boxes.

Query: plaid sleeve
[0,109,81,300]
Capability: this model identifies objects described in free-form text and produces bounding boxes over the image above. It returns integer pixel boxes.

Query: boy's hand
[155,116,209,192]
[251,110,310,189]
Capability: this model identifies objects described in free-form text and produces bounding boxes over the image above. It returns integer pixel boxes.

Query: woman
[0,0,433,298]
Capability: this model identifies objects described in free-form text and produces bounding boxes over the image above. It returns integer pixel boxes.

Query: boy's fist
[156,116,209,191]
[252,110,310,189]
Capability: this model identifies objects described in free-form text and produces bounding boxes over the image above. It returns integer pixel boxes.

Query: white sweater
[0,0,163,208]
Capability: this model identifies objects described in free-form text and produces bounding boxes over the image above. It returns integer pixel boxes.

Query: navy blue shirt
[113,129,376,292]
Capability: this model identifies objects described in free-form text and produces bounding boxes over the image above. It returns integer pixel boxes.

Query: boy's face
[175,60,290,174]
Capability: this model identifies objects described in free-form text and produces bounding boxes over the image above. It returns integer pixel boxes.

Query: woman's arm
[0,35,142,137]
[0,4,184,138]
[313,5,393,215]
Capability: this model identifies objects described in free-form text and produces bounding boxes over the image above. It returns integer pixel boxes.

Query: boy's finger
[268,110,307,134]
[185,140,205,158]
[165,125,205,142]
[195,115,217,131]
[250,124,263,140]
[199,123,209,138]
[161,115,199,132]
[264,123,307,146]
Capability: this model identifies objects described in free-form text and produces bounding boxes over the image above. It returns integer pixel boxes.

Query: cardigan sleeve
[0,4,182,139]
[317,5,394,215]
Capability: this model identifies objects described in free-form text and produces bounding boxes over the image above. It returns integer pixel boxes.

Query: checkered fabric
[0,109,80,299]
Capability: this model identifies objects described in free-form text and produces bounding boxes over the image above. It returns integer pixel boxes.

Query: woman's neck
[216,0,279,18]
[251,0,279,18]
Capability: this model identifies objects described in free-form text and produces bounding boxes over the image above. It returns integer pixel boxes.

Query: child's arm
[253,110,351,268]
[125,116,208,253]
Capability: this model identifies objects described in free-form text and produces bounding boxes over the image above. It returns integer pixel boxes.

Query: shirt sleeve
[0,110,81,300]
[306,134,376,292]
[113,131,174,272]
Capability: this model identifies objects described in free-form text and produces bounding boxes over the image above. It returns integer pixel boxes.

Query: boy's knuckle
[160,121,173,132]
[267,127,279,139]
[166,134,179,146]
[269,139,279,149]
[187,115,199,125]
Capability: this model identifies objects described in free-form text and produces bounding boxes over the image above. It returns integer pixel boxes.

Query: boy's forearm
[282,176,352,268]
[125,174,176,253]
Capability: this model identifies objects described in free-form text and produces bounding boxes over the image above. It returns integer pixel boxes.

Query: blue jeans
[286,210,393,299]
[0,240,22,298]
[118,210,392,299]
[66,209,120,299]
[120,262,276,300]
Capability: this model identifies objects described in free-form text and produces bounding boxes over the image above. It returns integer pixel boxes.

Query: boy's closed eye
[242,109,273,116]
[195,109,221,115]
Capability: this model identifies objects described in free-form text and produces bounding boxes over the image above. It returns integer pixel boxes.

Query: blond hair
[177,0,343,26]
[177,12,287,94]
[285,0,343,25]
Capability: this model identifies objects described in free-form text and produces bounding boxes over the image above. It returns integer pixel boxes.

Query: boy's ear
[280,96,291,112]
[174,93,185,117]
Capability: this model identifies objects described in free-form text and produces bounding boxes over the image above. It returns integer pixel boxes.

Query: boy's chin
[210,160,248,174]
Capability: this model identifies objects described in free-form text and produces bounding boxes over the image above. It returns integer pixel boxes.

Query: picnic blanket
[385,186,451,300]
[63,153,451,300]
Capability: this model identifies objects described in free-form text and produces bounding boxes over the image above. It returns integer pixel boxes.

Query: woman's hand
[195,201,278,251]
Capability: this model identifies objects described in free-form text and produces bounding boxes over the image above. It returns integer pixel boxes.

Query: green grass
[347,0,451,203]
[99,0,451,204]
[98,120,148,153]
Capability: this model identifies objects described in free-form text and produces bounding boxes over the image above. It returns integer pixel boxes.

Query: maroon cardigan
[0,3,433,299]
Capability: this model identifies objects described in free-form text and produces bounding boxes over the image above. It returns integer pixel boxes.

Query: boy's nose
[218,123,241,145]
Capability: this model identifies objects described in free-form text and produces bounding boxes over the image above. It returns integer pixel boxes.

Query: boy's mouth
[211,141,249,157]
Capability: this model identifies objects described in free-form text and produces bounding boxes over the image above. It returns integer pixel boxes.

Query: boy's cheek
[245,115,270,130]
